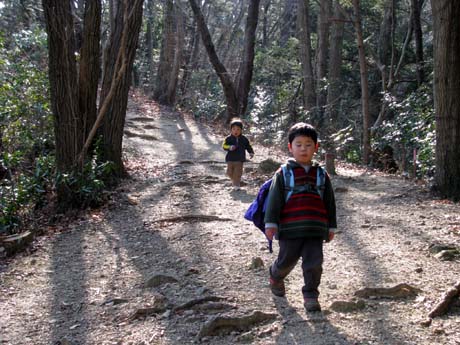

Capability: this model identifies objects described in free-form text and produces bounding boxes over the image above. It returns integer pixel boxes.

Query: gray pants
[270,237,323,299]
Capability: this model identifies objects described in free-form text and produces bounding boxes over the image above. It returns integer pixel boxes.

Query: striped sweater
[264,159,337,240]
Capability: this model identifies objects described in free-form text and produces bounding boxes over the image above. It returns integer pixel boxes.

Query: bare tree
[188,0,261,121]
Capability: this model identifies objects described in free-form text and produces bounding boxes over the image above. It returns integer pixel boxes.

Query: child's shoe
[304,298,321,312]
[269,276,286,297]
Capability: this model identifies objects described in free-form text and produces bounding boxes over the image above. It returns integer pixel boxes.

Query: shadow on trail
[49,227,89,345]
[331,174,425,344]
[272,297,352,345]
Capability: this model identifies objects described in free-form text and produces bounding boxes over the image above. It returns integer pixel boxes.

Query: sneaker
[304,298,321,312]
[269,276,286,297]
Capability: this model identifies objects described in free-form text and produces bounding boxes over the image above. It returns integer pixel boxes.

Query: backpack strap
[316,166,326,199]
[281,164,294,202]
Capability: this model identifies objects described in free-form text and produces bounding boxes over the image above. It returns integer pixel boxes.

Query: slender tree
[315,0,331,126]
[412,0,424,85]
[297,0,316,112]
[325,0,345,127]
[154,0,183,105]
[188,0,261,121]
[352,0,371,165]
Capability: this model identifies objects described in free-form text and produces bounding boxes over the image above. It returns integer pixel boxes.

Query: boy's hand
[229,145,236,151]
[328,231,335,242]
[265,227,277,241]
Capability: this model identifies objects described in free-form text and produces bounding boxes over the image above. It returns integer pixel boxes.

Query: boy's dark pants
[270,237,323,299]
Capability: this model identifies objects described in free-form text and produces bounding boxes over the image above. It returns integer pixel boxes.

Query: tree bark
[431,0,460,199]
[99,0,144,177]
[154,0,179,105]
[352,0,371,165]
[412,0,424,85]
[79,0,101,143]
[280,0,297,46]
[325,0,344,127]
[179,20,201,99]
[235,0,261,117]
[315,0,331,127]
[297,0,316,112]
[145,0,155,95]
[262,0,271,48]
[42,0,82,207]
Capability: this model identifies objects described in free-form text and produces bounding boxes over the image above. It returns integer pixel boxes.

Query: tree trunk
[235,0,261,117]
[189,0,238,118]
[262,0,271,48]
[145,0,155,95]
[412,0,424,85]
[99,0,144,177]
[352,0,371,165]
[166,4,184,105]
[189,0,260,121]
[280,0,297,46]
[325,0,344,127]
[179,20,200,99]
[42,0,82,207]
[297,0,316,112]
[154,0,178,105]
[79,0,101,142]
[431,0,460,199]
[315,0,331,127]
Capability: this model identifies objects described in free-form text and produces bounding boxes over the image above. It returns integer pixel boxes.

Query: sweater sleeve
[222,136,231,151]
[245,137,254,154]
[323,173,337,229]
[264,170,284,227]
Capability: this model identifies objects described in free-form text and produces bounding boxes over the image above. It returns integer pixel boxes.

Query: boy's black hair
[288,122,318,144]
[230,118,243,130]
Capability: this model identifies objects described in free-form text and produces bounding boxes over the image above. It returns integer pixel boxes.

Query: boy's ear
[315,142,319,150]
[288,142,292,152]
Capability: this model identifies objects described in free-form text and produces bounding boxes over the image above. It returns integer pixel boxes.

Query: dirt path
[1,96,460,345]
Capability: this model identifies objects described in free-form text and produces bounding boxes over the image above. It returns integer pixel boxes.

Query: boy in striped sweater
[264,123,337,312]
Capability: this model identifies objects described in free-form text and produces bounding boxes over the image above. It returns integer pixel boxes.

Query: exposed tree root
[197,311,277,338]
[428,281,460,319]
[355,283,421,299]
[152,214,232,224]
[173,296,225,313]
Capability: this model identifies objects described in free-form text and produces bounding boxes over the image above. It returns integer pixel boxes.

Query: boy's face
[288,135,317,165]
[231,125,242,137]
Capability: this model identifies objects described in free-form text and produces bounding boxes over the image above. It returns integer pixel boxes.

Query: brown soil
[1,95,459,345]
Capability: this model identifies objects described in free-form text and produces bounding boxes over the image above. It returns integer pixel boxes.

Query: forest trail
[1,94,460,345]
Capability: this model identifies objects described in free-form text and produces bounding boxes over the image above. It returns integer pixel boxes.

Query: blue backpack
[244,164,325,253]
